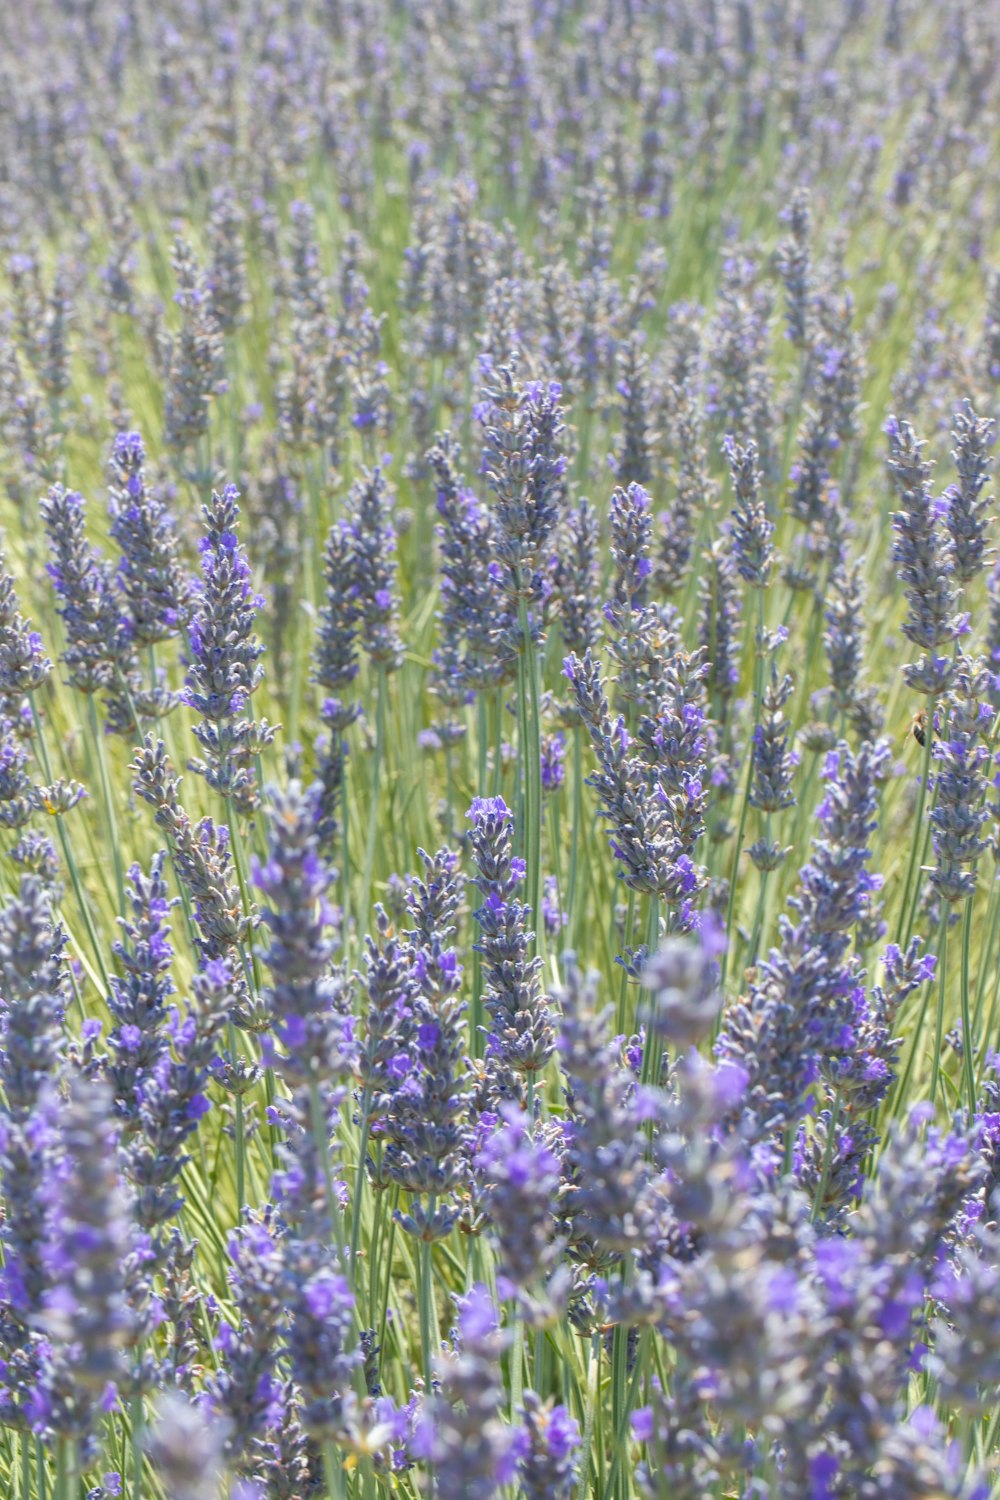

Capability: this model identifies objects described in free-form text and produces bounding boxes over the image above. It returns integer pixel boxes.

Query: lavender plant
[0,6,997,1499]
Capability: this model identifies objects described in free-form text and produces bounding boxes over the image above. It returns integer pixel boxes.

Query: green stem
[130,1376,143,1500]
[87,694,125,915]
[29,694,111,992]
[929,909,950,1112]
[888,965,935,1122]
[896,695,936,947]
[747,865,771,968]
[601,1329,650,1500]
[616,887,636,1033]
[611,1293,631,1500]
[576,1334,601,1500]
[972,865,1000,1042]
[509,1304,524,1422]
[323,1439,347,1500]
[959,895,976,1120]
[721,590,766,991]
[350,1099,372,1318]
[377,1191,399,1357]
[492,685,505,796]
[517,593,544,962]
[639,896,661,1086]
[567,724,583,951]
[54,1438,73,1500]
[227,1020,246,1218]
[359,667,388,937]
[419,1220,438,1395]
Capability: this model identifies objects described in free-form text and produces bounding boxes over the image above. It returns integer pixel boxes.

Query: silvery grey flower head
[39,1076,133,1448]
[207,184,248,336]
[717,737,889,1140]
[480,359,566,602]
[608,480,653,621]
[944,400,994,583]
[108,430,191,646]
[315,518,361,697]
[428,430,516,700]
[557,957,655,1264]
[640,920,724,1047]
[468,795,554,1077]
[0,875,66,1321]
[517,1392,580,1500]
[929,1224,1000,1412]
[749,666,797,814]
[776,185,812,348]
[130,735,252,1000]
[184,483,276,815]
[707,246,774,467]
[205,1206,284,1464]
[698,537,742,721]
[162,237,226,458]
[824,557,869,724]
[552,497,601,663]
[657,383,713,596]
[40,484,124,696]
[0,545,51,697]
[614,331,656,488]
[385,848,473,1241]
[928,655,990,903]
[122,956,232,1244]
[475,1104,563,1300]
[887,416,963,696]
[147,1390,230,1500]
[414,1284,519,1500]
[725,434,773,589]
[345,466,405,673]
[256,780,351,1091]
[105,850,175,1128]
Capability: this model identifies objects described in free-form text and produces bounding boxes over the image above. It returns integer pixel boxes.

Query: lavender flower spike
[185,484,276,815]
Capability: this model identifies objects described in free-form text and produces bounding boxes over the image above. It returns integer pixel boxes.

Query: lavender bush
[0,2,998,1497]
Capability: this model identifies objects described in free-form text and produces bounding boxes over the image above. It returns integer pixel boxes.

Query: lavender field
[1,0,1000,1496]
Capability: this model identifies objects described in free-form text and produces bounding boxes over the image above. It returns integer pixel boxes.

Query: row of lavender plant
[0,1,999,1498]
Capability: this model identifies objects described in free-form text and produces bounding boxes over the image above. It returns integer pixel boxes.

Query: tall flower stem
[419,1206,439,1393]
[721,590,766,991]
[509,1303,524,1422]
[576,1333,601,1500]
[959,895,976,1119]
[929,908,950,1111]
[896,695,936,946]
[130,1376,144,1500]
[349,1093,373,1317]
[359,666,388,935]
[54,1439,74,1500]
[227,1018,247,1216]
[87,694,125,914]
[639,898,661,1090]
[518,591,543,962]
[972,864,1000,1041]
[567,724,583,950]
[888,969,935,1123]
[323,1440,347,1500]
[28,692,110,991]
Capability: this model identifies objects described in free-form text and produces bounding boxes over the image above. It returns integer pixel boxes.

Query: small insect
[909,709,930,748]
